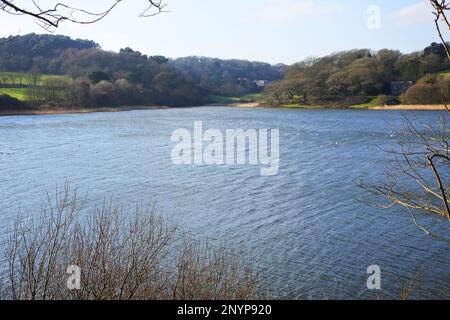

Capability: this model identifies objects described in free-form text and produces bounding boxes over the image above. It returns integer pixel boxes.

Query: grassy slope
[0,72,66,86]
[279,104,324,109]
[209,95,241,104]
[0,72,70,101]
[349,98,382,109]
[209,93,263,104]
[0,88,28,100]
[241,93,263,101]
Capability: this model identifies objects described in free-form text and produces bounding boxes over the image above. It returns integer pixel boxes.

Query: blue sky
[0,0,440,64]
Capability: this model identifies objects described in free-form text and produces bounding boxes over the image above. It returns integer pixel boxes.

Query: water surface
[0,107,448,299]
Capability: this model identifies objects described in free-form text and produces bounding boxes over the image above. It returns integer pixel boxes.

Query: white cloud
[390,1,432,26]
[258,0,343,21]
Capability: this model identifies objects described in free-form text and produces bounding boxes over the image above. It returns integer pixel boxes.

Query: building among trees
[390,81,413,95]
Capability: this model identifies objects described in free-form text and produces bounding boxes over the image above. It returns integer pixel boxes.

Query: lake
[0,107,448,299]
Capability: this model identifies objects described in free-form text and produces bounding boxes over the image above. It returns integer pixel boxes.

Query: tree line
[0,34,285,109]
[2,34,449,109]
[0,34,204,108]
[265,43,450,107]
[171,56,286,97]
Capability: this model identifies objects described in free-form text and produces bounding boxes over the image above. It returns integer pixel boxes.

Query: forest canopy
[0,34,449,109]
[0,34,284,108]
[265,43,450,107]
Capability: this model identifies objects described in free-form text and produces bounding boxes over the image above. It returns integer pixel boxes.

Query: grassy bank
[208,94,446,110]
[371,104,449,110]
[209,93,263,104]
[276,104,448,111]
[227,102,449,111]
[278,104,327,109]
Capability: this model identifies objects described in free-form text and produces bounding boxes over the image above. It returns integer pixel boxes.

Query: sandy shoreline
[231,103,449,111]
[371,105,448,110]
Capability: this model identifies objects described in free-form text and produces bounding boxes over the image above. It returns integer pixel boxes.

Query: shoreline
[228,102,449,111]
[0,105,169,117]
[1,103,448,117]
[370,104,448,110]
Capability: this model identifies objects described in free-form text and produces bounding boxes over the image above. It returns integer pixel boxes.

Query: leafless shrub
[0,184,259,300]
[170,239,259,300]
[374,269,426,300]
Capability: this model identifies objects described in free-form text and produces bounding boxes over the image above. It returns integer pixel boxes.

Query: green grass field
[209,95,241,104]
[209,93,263,104]
[241,93,263,101]
[0,72,68,86]
[280,104,324,109]
[0,88,28,100]
[349,100,379,109]
[349,96,400,109]
[0,72,70,101]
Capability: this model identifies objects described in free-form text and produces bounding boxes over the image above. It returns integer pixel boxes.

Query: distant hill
[0,33,99,72]
[0,33,286,109]
[0,34,204,108]
[170,56,287,96]
[264,43,450,107]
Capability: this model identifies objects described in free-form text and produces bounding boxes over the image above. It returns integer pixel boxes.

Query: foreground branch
[364,113,450,243]
[0,0,167,30]
[430,0,450,59]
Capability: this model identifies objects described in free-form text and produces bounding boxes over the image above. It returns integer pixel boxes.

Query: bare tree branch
[364,0,450,241]
[430,0,450,59]
[0,0,168,30]
[363,113,450,243]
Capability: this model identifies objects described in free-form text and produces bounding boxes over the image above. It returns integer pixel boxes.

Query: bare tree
[368,111,450,243]
[0,0,167,30]
[365,2,450,243]
[430,0,450,59]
